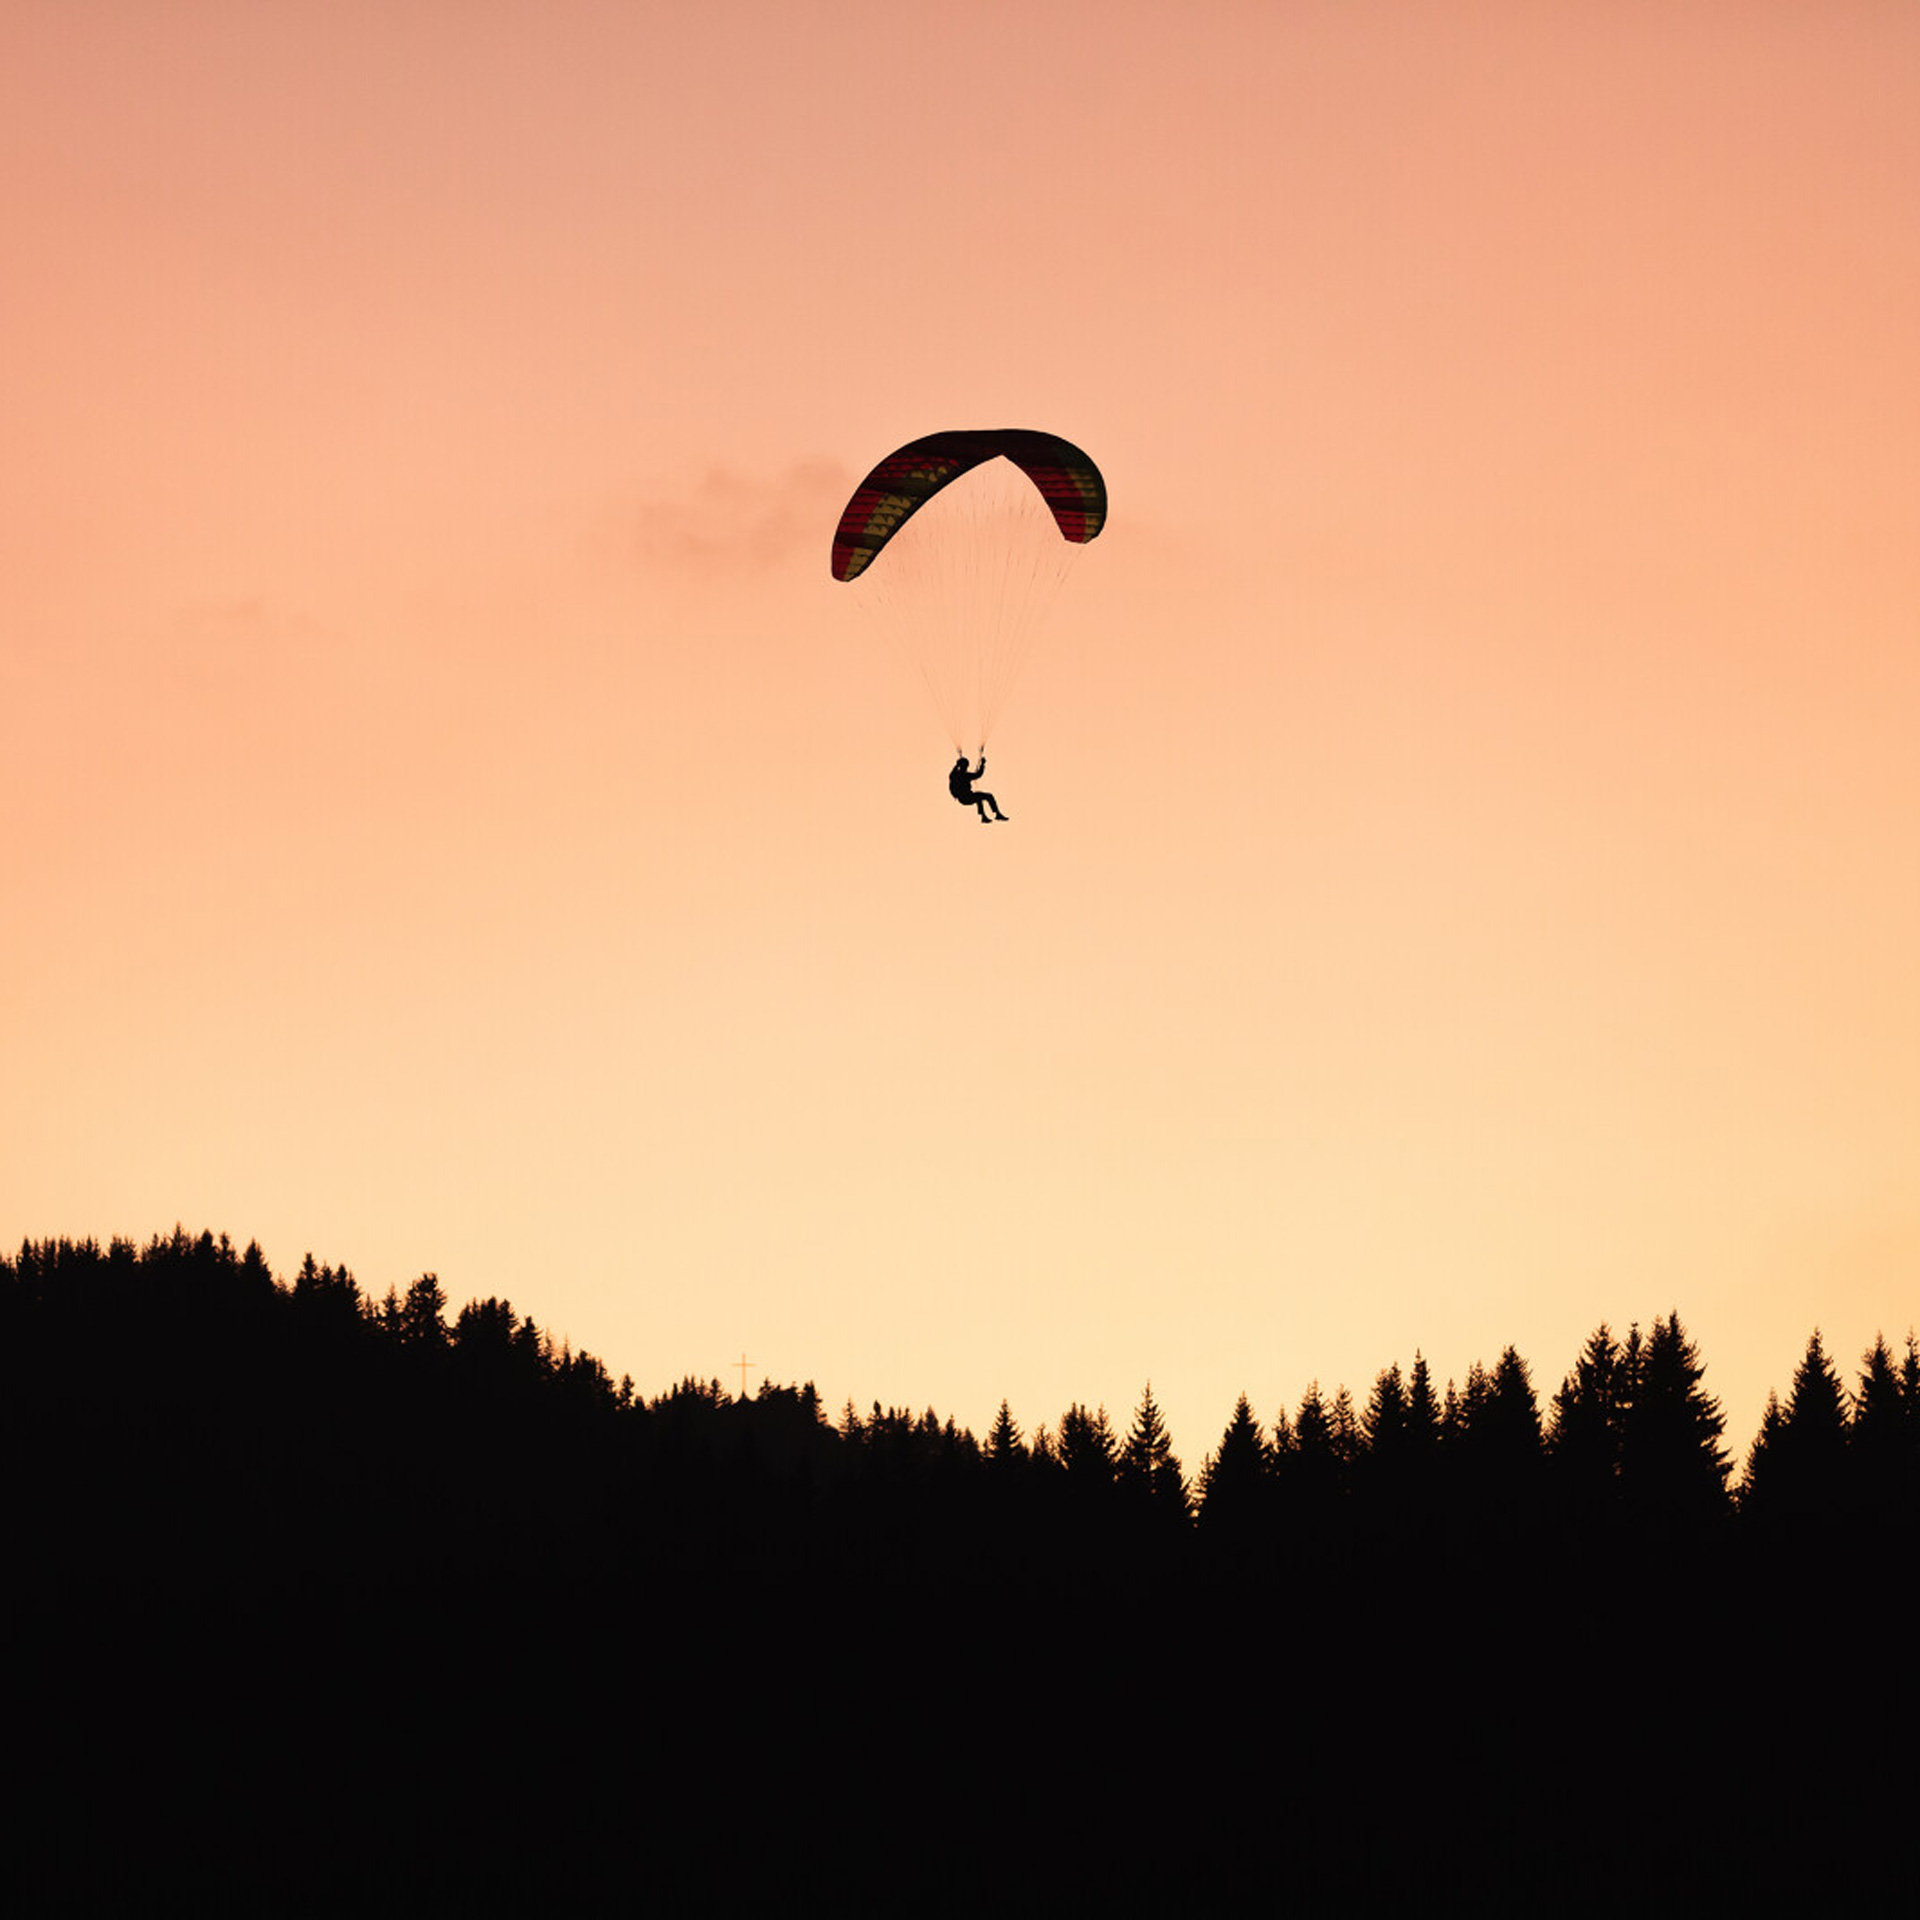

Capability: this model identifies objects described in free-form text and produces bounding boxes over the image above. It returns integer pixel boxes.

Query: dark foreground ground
[13,1549,1908,1916]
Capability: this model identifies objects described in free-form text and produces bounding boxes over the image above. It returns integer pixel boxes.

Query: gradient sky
[6,1,1917,1471]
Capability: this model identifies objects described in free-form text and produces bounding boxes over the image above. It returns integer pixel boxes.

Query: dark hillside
[6,1231,1912,1911]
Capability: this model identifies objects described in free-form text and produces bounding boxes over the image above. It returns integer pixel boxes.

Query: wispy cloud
[627,459,850,581]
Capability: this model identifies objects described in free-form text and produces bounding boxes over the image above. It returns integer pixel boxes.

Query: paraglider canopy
[830,429,1106,584]
[830,428,1106,752]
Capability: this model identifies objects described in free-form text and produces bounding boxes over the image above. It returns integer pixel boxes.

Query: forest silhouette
[6,1228,1913,1912]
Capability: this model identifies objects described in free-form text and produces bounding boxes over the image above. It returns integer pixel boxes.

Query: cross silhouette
[733,1351,757,1399]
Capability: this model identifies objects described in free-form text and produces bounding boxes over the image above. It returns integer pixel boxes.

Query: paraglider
[948,752,1007,824]
[830,428,1105,805]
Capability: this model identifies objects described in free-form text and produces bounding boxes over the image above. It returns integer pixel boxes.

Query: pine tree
[1548,1325,1622,1461]
[1293,1381,1334,1457]
[1741,1392,1784,1509]
[1446,1349,1542,1552]
[984,1399,1026,1469]
[1360,1356,1440,1544]
[289,1251,365,1340]
[1749,1329,1850,1523]
[398,1273,449,1348]
[1363,1363,1408,1459]
[1329,1385,1362,1479]
[1785,1330,1850,1459]
[1618,1312,1728,1534]
[1616,1322,1645,1437]
[1058,1402,1118,1489]
[512,1312,547,1372]
[1117,1381,1188,1523]
[1850,1333,1910,1523]
[1486,1348,1540,1453]
[1196,1394,1269,1537]
[1546,1324,1624,1539]
[1404,1353,1442,1500]
[1287,1381,1345,1539]
[452,1295,520,1353]
[1852,1333,1903,1441]
[1445,1361,1492,1454]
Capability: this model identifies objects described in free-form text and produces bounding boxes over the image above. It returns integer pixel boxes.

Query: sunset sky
[6,2,1917,1471]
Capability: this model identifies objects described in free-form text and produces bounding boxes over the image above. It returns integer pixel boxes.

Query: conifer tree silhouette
[1406,1352,1441,1445]
[1445,1348,1543,1557]
[1618,1312,1729,1537]
[1850,1333,1910,1525]
[1400,1352,1443,1530]
[1117,1381,1189,1526]
[1058,1402,1118,1489]
[1329,1384,1362,1477]
[984,1399,1026,1469]
[1363,1362,1407,1455]
[452,1295,524,1360]
[1486,1347,1541,1453]
[1741,1391,1785,1508]
[1781,1329,1850,1489]
[1898,1333,1920,1525]
[1745,1329,1849,1529]
[1547,1323,1625,1542]
[1615,1321,1646,1433]
[1286,1380,1345,1538]
[291,1250,365,1334]
[398,1272,450,1348]
[1197,1394,1269,1546]
[1358,1361,1416,1542]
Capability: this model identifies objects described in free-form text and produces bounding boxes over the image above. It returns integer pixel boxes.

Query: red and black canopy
[830,428,1106,583]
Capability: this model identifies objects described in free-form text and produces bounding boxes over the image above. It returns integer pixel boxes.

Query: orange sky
[6,1,1917,1470]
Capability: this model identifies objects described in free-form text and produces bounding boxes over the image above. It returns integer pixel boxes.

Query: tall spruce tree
[1329,1386,1362,1478]
[1446,1349,1543,1553]
[398,1273,449,1348]
[1851,1334,1906,1512]
[1363,1363,1408,1460]
[1361,1355,1442,1545]
[1741,1392,1784,1509]
[1485,1348,1541,1454]
[1404,1353,1442,1507]
[1616,1322,1645,1431]
[1359,1364,1410,1529]
[1287,1381,1347,1546]
[1547,1324,1624,1533]
[1618,1312,1729,1534]
[1197,1394,1269,1538]
[984,1399,1026,1470]
[1785,1330,1850,1458]
[1058,1402,1118,1490]
[1748,1329,1850,1522]
[1117,1382,1188,1523]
